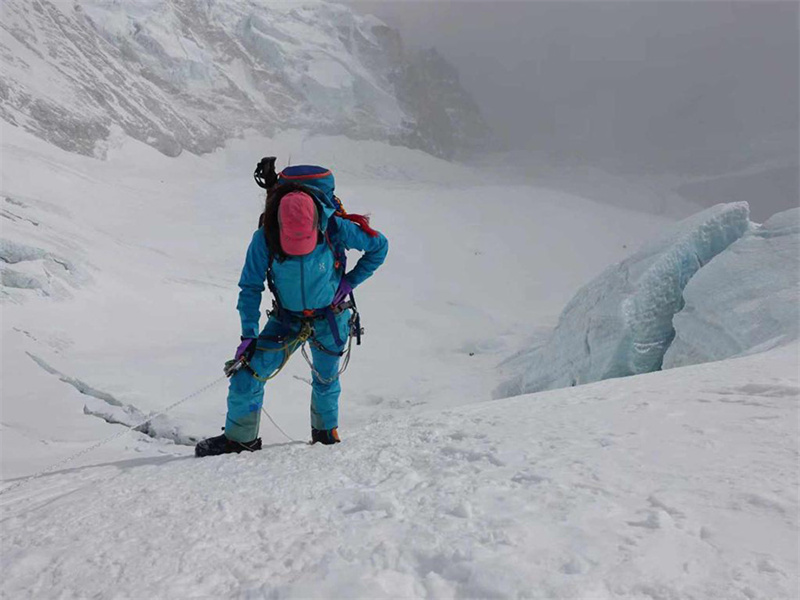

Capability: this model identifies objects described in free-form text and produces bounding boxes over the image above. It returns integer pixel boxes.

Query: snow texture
[2,343,797,599]
[0,234,91,302]
[497,203,751,397]
[664,208,800,368]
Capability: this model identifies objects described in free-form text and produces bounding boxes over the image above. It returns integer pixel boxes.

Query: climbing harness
[301,331,354,385]
[223,320,311,380]
[233,306,361,386]
[238,320,314,383]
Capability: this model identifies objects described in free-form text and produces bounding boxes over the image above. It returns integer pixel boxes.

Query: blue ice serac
[496,202,756,398]
[664,207,800,368]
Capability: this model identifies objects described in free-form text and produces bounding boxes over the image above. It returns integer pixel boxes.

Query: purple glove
[235,337,256,362]
[332,278,353,306]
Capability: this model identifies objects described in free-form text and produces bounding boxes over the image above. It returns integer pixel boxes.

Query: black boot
[311,427,340,445]
[195,433,262,457]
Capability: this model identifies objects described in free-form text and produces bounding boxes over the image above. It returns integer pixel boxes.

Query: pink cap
[278,191,319,256]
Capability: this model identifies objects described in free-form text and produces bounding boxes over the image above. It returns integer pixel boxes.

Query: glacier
[1,112,797,600]
[664,208,800,368]
[496,202,751,397]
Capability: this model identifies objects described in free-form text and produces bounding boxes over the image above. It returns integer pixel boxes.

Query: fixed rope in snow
[261,408,299,443]
[2,321,347,497]
[0,374,229,498]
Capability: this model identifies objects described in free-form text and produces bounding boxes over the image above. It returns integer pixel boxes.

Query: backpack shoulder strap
[325,216,347,272]
[265,242,278,298]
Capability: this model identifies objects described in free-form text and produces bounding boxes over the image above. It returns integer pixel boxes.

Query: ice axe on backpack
[254,157,278,190]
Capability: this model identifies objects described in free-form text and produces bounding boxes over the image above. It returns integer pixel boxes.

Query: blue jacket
[237,218,388,338]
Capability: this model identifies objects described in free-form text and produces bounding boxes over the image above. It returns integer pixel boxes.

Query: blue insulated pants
[224,311,350,442]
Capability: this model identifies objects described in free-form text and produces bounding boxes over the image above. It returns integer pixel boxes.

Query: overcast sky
[344,1,799,185]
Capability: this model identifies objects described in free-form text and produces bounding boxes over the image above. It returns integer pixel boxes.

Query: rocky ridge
[0,0,489,160]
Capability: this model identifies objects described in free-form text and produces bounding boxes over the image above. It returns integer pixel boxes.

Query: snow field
[1,344,797,599]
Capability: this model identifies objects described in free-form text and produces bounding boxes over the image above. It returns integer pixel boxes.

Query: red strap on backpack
[334,196,380,238]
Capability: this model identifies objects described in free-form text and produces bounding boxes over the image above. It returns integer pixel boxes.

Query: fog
[345,1,799,220]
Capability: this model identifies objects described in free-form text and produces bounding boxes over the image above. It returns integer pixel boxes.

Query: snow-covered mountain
[0,0,489,160]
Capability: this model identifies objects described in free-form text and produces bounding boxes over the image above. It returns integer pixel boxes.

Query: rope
[246,315,355,386]
[252,314,355,440]
[0,375,228,498]
[2,312,359,497]
[300,332,354,385]
[245,321,313,383]
[261,408,300,443]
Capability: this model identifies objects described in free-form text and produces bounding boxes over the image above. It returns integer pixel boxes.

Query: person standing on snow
[195,165,388,457]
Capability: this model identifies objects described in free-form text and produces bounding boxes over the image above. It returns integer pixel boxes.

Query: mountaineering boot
[195,433,262,457]
[311,427,340,445]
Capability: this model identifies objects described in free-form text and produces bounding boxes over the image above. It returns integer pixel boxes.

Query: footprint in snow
[510,471,547,486]
[440,445,505,467]
[626,511,661,530]
[723,383,799,398]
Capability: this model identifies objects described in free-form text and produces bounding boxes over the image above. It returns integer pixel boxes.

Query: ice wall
[664,208,800,368]
[496,202,751,398]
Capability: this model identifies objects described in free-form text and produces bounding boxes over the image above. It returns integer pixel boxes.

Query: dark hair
[260,183,323,262]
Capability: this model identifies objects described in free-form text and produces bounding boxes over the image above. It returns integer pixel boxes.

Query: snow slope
[2,342,797,599]
[0,123,670,478]
[2,124,797,598]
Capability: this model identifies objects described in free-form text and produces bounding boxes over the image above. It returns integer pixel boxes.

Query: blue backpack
[253,160,376,345]
[254,159,379,239]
